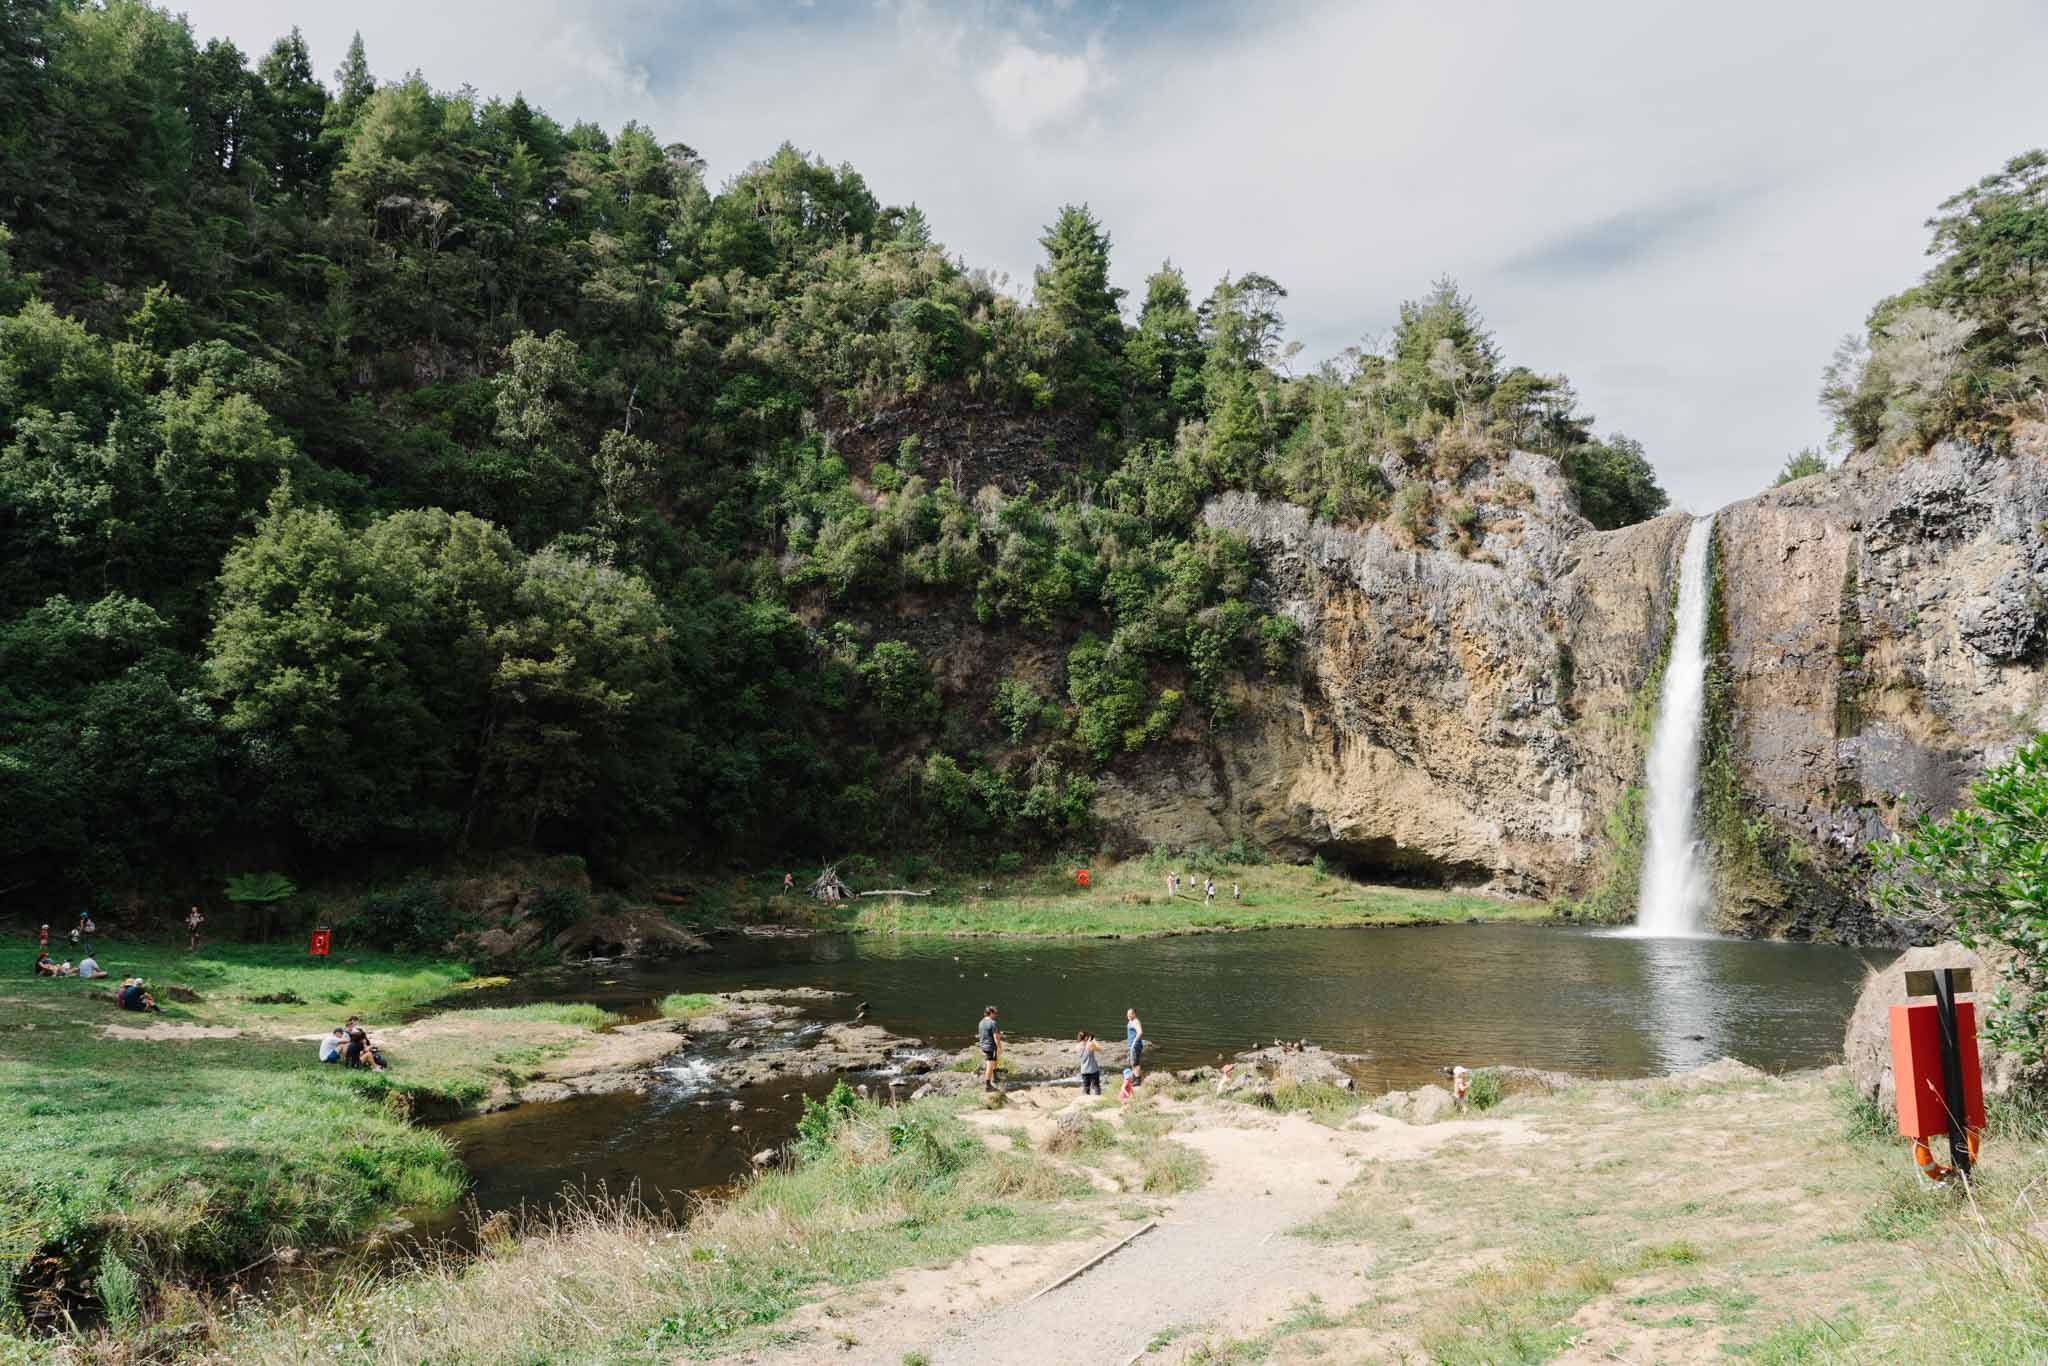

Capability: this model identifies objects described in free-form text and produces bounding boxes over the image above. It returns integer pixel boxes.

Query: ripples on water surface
[433,924,1888,1221]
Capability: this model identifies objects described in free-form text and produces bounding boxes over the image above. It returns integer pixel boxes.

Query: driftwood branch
[857,889,933,898]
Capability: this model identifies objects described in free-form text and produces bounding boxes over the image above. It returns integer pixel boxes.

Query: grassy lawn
[0,936,620,1306]
[827,857,1547,937]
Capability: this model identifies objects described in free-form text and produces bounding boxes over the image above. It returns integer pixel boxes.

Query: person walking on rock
[977,1005,1002,1091]
[1125,1007,1145,1078]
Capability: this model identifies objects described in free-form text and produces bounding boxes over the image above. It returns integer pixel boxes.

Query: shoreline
[88,1058,2042,1363]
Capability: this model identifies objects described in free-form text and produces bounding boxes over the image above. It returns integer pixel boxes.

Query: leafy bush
[989,678,1044,744]
[1468,1067,1505,1111]
[527,884,589,938]
[351,880,461,954]
[794,1079,861,1162]
[1874,732,2048,1061]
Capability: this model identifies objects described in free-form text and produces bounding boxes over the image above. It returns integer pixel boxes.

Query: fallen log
[857,889,933,898]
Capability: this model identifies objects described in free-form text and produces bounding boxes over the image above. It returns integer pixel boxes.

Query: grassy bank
[27,1061,2048,1362]
[98,1086,1105,1363]
[817,857,1547,938]
[0,937,625,1323]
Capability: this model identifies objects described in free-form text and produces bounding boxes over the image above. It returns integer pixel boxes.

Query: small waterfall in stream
[1628,515,1717,938]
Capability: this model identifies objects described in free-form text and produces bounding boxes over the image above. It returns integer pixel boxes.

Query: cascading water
[1629,515,1717,938]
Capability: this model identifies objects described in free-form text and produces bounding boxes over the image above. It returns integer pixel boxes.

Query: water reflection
[435,925,1889,1223]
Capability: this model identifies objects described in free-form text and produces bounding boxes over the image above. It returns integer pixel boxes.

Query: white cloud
[172,0,2048,512]
[976,40,1097,136]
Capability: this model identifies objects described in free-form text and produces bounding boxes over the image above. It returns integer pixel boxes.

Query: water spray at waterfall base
[1626,515,1717,938]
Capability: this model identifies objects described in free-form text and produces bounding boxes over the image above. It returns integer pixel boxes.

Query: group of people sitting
[318,1017,388,1072]
[32,951,106,979]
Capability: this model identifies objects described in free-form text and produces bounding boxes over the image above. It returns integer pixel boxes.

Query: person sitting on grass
[76,955,104,979]
[343,1017,387,1071]
[55,960,76,977]
[319,1027,347,1064]
[33,952,56,977]
[118,978,159,1013]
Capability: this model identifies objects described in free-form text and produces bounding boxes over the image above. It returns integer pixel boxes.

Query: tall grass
[155,1093,1091,1363]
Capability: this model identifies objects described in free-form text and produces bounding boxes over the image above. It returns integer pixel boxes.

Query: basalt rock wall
[1088,442,2048,943]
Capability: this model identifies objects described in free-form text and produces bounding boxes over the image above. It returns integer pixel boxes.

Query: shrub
[1468,1067,1505,1111]
[528,884,589,938]
[351,880,460,953]
[989,677,1044,744]
[1874,733,2048,1061]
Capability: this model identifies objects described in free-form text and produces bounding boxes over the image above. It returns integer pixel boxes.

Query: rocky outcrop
[1090,442,2048,943]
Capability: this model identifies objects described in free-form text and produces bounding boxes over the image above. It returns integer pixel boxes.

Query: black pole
[1933,967,1971,1178]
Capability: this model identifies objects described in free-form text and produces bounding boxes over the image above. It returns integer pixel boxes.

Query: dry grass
[59,1093,1095,1364]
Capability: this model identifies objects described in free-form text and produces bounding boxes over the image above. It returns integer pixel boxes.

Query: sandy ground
[724,1063,1939,1364]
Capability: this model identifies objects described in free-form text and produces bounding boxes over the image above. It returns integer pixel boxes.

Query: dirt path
[735,1087,1537,1366]
[727,1064,1953,1364]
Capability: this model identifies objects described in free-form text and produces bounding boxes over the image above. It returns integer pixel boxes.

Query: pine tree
[328,31,373,128]
[1033,203,1125,409]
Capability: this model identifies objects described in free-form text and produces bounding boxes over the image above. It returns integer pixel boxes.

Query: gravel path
[923,1116,1373,1366]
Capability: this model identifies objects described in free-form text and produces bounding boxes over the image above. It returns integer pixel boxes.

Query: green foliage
[0,3,1674,895]
[1825,149,2048,456]
[224,871,296,903]
[795,1079,861,1162]
[1874,733,2048,1061]
[351,879,461,954]
[1467,1067,1505,1111]
[526,884,588,938]
[95,1243,139,1330]
[989,677,1044,744]
[1562,435,1669,530]
[1774,447,1828,486]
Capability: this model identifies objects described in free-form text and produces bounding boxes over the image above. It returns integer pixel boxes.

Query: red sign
[1074,868,1090,887]
[309,928,332,957]
[1888,1000,1986,1138]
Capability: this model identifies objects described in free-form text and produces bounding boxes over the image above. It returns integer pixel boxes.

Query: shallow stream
[423,924,1889,1232]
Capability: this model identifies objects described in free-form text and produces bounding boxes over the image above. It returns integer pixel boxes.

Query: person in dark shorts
[977,1006,1001,1091]
[1077,1031,1102,1095]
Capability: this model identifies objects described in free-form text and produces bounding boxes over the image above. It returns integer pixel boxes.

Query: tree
[1874,734,2048,1062]
[328,30,373,129]
[1033,203,1125,409]
[256,27,328,193]
[1561,435,1668,530]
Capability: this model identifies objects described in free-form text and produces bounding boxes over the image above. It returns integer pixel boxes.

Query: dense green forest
[0,1,1671,902]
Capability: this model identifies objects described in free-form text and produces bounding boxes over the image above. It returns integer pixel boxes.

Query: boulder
[1406,1084,1457,1124]
[1844,941,2045,1113]
[1370,1084,1457,1124]
[552,909,711,963]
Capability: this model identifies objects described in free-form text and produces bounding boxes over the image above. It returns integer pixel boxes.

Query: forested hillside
[0,2,1667,901]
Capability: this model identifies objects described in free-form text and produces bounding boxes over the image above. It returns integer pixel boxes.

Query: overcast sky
[176,0,2048,514]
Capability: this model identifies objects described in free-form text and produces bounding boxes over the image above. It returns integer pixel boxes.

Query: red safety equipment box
[1888,1000,1985,1139]
[1074,868,1090,887]
[310,927,332,958]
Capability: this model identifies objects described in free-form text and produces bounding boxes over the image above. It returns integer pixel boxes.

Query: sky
[174,0,2048,514]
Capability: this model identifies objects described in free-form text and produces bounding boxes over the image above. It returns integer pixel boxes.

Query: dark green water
[429,925,1887,1225]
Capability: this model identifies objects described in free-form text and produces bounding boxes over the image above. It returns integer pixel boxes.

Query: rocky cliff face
[1089,443,2048,944]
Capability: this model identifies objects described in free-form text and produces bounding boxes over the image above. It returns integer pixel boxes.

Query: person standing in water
[1077,1031,1102,1094]
[1125,1007,1145,1078]
[977,1006,1002,1091]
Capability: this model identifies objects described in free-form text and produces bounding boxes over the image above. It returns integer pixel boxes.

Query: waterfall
[1630,515,1717,938]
